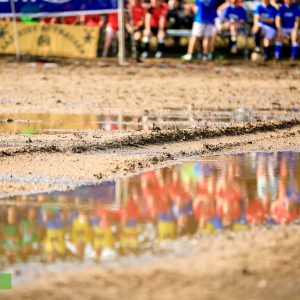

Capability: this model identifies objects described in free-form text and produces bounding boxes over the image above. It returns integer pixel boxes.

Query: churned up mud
[1,60,300,300]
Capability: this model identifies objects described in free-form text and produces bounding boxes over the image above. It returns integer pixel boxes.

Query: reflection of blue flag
[0,0,118,17]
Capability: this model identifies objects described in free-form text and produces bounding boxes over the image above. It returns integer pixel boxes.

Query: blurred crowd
[0,0,299,61]
[1,152,300,266]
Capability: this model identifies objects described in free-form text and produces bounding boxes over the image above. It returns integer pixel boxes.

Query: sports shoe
[182,53,192,61]
[141,51,149,58]
[155,51,163,58]
[201,55,208,62]
[196,53,202,60]
[207,53,213,61]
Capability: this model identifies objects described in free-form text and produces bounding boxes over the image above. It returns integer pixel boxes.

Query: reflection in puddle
[0,109,299,134]
[1,152,300,274]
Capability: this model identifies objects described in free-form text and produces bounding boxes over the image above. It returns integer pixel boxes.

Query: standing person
[142,0,168,58]
[220,0,247,54]
[102,13,119,57]
[80,14,105,28]
[42,17,57,25]
[62,16,79,25]
[275,0,300,60]
[182,0,218,62]
[125,0,146,61]
[252,0,277,60]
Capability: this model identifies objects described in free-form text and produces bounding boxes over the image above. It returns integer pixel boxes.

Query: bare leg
[202,36,209,55]
[187,36,198,54]
[102,27,116,57]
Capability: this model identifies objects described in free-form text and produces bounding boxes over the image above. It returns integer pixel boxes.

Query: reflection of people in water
[2,152,300,267]
[193,165,216,233]
[271,177,298,225]
[216,164,243,229]
[43,209,66,263]
[119,194,140,255]
[2,207,21,264]
[91,210,115,262]
[20,207,40,260]
[71,209,91,259]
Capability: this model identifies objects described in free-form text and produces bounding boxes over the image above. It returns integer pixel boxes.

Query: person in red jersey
[62,16,79,25]
[142,0,168,58]
[42,17,57,25]
[80,14,105,28]
[126,0,146,61]
[102,13,119,57]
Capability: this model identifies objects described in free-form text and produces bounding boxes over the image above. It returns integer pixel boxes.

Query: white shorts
[259,24,276,40]
[282,28,300,36]
[192,22,216,38]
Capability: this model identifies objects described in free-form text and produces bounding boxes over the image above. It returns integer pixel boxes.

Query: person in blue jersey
[220,0,247,54]
[275,0,300,60]
[252,0,278,60]
[182,0,218,61]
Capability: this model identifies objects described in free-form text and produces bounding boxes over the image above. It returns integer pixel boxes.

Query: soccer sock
[143,37,150,52]
[254,31,261,49]
[274,42,282,60]
[135,40,141,56]
[157,39,164,52]
[230,36,237,48]
[263,46,270,59]
[291,42,299,60]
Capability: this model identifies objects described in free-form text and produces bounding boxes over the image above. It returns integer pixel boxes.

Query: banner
[0,0,118,18]
[0,21,99,59]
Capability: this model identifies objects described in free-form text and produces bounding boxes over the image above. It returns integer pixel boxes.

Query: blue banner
[0,0,118,18]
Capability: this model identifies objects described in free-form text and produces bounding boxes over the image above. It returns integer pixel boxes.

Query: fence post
[9,0,20,61]
[118,0,126,65]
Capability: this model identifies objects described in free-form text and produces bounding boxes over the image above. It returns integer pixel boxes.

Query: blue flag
[0,0,118,17]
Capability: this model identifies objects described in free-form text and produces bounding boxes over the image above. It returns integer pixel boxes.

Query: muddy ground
[1,60,300,299]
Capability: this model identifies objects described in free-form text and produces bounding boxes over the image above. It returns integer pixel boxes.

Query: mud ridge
[1,119,299,158]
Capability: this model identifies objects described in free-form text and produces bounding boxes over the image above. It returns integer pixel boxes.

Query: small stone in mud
[241,268,251,276]
[94,173,103,179]
[7,118,14,123]
[56,100,62,104]
[257,279,268,289]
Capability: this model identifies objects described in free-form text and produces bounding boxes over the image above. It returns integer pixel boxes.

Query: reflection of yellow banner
[0,21,99,59]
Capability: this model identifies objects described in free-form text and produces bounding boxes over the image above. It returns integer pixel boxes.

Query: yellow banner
[0,21,99,59]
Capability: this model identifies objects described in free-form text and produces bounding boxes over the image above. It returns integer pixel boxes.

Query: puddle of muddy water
[0,109,299,134]
[1,151,300,282]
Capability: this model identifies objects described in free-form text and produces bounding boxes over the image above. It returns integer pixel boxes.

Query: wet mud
[1,119,300,158]
[1,61,300,299]
[1,152,300,300]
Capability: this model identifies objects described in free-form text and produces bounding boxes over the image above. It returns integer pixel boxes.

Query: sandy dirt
[1,225,300,300]
[1,60,300,299]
